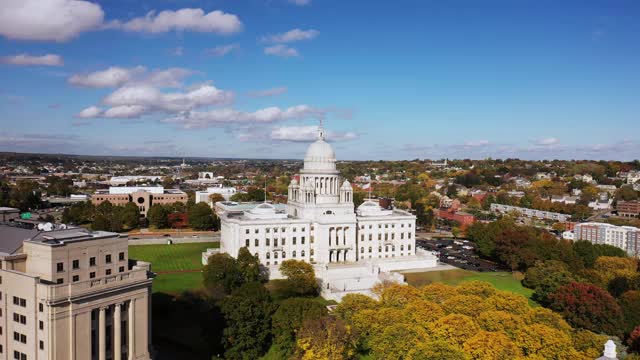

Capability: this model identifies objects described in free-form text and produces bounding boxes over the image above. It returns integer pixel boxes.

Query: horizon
[1,0,639,160]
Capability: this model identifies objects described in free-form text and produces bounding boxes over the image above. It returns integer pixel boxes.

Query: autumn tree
[295,316,358,360]
[619,291,640,334]
[547,282,624,336]
[271,298,327,357]
[202,253,242,296]
[463,330,523,359]
[369,324,429,360]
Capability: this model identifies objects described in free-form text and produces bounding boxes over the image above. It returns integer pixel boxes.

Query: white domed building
[215,125,437,300]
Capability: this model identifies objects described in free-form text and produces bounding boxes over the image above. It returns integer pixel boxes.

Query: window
[13,297,19,306]
[39,321,43,330]
[19,299,26,307]
[301,250,305,257]
[301,236,305,244]
[119,252,125,261]
[105,255,112,264]
[72,260,79,269]
[119,266,125,273]
[292,251,296,258]
[266,228,270,233]
[255,228,259,234]
[245,239,250,247]
[40,340,44,350]
[274,239,278,247]
[20,334,26,344]
[266,238,270,246]
[89,257,96,267]
[106,269,112,276]
[73,275,79,282]
[282,238,286,246]
[13,332,19,341]
[293,237,296,245]
[56,279,63,284]
[39,303,43,312]
[274,252,278,259]
[255,239,259,247]
[245,229,250,234]
[56,262,64,272]
[90,272,96,279]
[266,253,270,259]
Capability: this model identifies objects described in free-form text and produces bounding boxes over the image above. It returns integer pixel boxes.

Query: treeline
[467,218,640,352]
[62,200,219,232]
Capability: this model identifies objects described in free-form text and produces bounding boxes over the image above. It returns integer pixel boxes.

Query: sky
[0,0,639,161]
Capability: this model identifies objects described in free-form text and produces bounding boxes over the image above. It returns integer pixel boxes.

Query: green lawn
[128,242,218,294]
[403,269,534,299]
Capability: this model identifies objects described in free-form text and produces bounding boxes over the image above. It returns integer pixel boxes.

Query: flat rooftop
[0,224,119,253]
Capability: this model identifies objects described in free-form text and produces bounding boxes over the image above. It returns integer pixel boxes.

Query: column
[99,307,106,360]
[114,303,122,360]
[128,300,135,360]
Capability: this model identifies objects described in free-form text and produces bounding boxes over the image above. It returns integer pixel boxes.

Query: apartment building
[91,186,187,217]
[573,222,640,258]
[0,225,153,360]
[617,201,640,218]
[490,203,572,222]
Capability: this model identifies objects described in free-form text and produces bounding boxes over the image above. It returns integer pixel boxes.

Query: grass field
[129,242,218,294]
[403,269,534,299]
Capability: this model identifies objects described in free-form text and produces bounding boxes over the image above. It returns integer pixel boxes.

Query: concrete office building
[91,186,187,217]
[0,225,153,360]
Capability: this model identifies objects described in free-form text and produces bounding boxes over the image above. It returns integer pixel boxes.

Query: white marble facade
[215,125,437,300]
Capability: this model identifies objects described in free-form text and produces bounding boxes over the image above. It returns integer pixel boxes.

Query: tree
[279,260,318,297]
[236,247,267,284]
[428,314,479,346]
[10,180,42,211]
[476,310,524,336]
[121,202,140,229]
[514,324,575,359]
[209,193,225,204]
[202,253,242,296]
[221,282,275,360]
[334,293,378,320]
[147,204,169,229]
[369,324,429,360]
[295,316,358,360]
[628,326,640,354]
[407,340,467,360]
[271,298,327,357]
[463,330,523,359]
[547,282,624,336]
[619,291,640,334]
[188,202,216,230]
[617,185,639,201]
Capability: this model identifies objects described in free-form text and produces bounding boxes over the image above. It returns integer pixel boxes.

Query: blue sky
[0,0,639,160]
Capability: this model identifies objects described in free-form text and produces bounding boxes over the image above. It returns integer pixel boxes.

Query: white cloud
[288,0,312,5]
[0,0,104,42]
[68,66,192,88]
[107,8,242,34]
[68,66,145,88]
[76,106,103,118]
[464,140,491,147]
[104,105,148,118]
[103,83,233,114]
[206,44,239,57]
[0,53,63,66]
[248,87,288,98]
[161,105,325,129]
[262,29,319,43]
[271,125,357,142]
[264,45,299,58]
[534,137,560,146]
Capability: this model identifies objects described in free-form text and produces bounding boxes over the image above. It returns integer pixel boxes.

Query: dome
[289,178,299,187]
[303,126,337,171]
[341,179,352,190]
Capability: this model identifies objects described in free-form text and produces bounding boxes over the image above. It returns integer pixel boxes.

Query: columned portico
[98,307,106,360]
[114,303,122,360]
[94,300,138,360]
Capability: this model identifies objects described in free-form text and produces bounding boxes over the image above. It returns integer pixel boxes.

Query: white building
[490,203,572,222]
[626,171,640,184]
[195,184,238,204]
[572,222,640,258]
[109,176,161,186]
[211,125,437,300]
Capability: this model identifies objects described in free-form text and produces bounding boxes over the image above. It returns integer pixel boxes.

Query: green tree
[121,202,140,229]
[221,282,275,360]
[237,247,267,284]
[188,202,216,230]
[202,253,242,296]
[10,180,42,211]
[147,204,169,228]
[279,260,319,297]
[271,298,327,357]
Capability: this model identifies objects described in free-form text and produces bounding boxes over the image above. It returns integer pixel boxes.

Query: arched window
[274,252,278,259]
[400,245,404,251]
[378,246,382,252]
[282,251,286,259]
[310,249,314,255]
[266,252,271,259]
[301,250,305,257]
[266,238,270,246]
[245,239,250,247]
[369,247,372,253]
[292,251,297,258]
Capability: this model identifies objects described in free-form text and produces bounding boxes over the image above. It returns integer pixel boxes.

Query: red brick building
[617,200,640,218]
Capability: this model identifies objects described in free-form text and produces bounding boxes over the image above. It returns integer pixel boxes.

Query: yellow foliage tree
[419,282,458,304]
[369,324,429,360]
[405,300,445,326]
[442,295,491,317]
[428,314,480,347]
[407,340,468,360]
[523,307,572,333]
[456,280,497,298]
[515,324,576,359]
[463,330,523,359]
[334,293,378,320]
[476,310,525,337]
[486,291,529,315]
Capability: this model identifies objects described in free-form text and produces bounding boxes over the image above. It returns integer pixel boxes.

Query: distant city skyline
[1,0,639,160]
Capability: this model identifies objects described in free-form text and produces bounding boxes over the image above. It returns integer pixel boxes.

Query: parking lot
[416,238,504,272]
